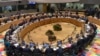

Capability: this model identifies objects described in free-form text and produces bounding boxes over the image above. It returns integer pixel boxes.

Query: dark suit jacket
[56,47,63,56]
[45,48,54,54]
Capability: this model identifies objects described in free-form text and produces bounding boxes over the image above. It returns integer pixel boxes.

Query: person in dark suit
[15,44,23,56]
[71,43,77,55]
[50,7,55,13]
[33,46,42,56]
[22,45,31,56]
[56,47,63,56]
[45,46,54,56]
[96,10,100,19]
[6,43,16,56]
[68,37,73,43]
[76,37,83,49]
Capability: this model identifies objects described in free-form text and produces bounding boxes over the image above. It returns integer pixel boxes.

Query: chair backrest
[33,53,43,56]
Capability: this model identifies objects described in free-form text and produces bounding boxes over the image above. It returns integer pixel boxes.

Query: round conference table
[19,18,85,39]
[0,14,99,56]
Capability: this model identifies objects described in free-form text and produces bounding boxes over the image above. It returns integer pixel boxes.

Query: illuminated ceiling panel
[28,0,79,3]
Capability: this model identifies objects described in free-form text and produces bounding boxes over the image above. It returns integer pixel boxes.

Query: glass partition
[2,6,12,13]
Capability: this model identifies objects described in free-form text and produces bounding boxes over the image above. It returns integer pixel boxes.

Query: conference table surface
[0,15,31,33]
[24,22,81,44]
[0,11,85,33]
[0,16,100,37]
[0,14,100,38]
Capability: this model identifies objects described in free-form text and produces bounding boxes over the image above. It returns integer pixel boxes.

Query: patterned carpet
[0,35,6,56]
[86,29,100,56]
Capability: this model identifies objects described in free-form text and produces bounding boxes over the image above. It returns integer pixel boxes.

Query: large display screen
[28,0,36,5]
[0,0,20,2]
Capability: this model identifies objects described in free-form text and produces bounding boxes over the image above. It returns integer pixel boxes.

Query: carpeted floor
[85,28,100,56]
[0,36,6,56]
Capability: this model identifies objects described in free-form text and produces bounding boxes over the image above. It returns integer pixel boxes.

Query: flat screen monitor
[28,0,36,5]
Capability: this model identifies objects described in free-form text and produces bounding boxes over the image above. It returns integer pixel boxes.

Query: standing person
[50,7,55,13]
[47,4,51,13]
[96,9,100,19]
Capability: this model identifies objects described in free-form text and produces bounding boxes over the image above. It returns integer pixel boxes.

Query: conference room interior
[0,0,100,56]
